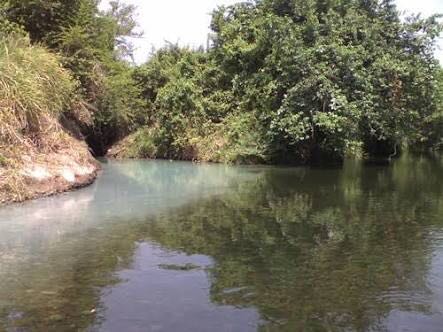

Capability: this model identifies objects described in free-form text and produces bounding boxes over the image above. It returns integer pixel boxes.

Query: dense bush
[119,45,268,163]
[430,68,443,150]
[120,0,442,164]
[1,0,442,163]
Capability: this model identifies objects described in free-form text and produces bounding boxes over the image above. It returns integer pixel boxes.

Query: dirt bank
[0,130,100,205]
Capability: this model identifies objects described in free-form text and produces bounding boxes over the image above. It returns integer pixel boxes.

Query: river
[1,155,443,331]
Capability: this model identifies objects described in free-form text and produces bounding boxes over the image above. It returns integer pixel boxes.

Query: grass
[0,35,96,203]
[0,35,77,145]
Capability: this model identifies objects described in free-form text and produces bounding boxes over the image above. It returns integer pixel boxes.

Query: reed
[0,35,77,145]
[0,35,96,204]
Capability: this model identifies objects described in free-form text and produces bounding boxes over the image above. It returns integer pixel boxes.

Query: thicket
[120,0,443,164]
[432,67,443,149]
[1,0,443,164]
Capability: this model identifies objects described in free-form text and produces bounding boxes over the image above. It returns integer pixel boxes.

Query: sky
[101,0,443,64]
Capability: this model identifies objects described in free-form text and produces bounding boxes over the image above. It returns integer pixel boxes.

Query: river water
[0,155,442,331]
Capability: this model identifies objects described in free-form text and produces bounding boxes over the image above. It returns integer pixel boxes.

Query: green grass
[0,35,93,203]
[0,35,77,144]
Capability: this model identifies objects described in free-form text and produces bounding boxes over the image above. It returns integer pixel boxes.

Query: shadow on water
[0,154,442,331]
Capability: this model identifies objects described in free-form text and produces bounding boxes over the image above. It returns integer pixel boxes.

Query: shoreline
[0,149,101,206]
[0,166,100,206]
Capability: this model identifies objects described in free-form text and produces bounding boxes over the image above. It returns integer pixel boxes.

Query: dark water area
[0,155,443,331]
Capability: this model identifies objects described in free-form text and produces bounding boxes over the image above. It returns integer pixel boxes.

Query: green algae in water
[158,263,201,271]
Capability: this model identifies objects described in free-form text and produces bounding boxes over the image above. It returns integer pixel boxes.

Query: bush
[125,0,442,164]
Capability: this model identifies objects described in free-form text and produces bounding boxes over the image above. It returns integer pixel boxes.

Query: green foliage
[211,0,442,161]
[91,62,146,148]
[120,45,264,162]
[123,127,159,158]
[0,2,24,37]
[130,47,214,160]
[2,0,442,162]
[123,0,442,164]
[431,67,443,149]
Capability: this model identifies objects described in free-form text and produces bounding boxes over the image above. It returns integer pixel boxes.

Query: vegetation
[117,0,443,164]
[430,67,443,149]
[1,0,145,155]
[1,0,443,165]
[0,36,76,143]
[0,35,97,202]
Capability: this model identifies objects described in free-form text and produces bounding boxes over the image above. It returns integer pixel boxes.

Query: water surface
[0,155,442,331]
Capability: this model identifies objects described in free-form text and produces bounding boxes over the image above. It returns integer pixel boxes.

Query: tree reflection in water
[0,155,442,331]
[145,154,443,331]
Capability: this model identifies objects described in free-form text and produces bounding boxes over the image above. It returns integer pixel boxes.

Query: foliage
[120,44,267,162]
[1,0,442,163]
[429,66,443,149]
[122,0,442,164]
[128,46,223,161]
[210,0,442,161]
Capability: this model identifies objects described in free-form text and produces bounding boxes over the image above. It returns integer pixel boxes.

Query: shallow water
[0,155,442,331]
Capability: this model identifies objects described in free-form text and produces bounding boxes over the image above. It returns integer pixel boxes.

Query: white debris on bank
[22,166,51,181]
[21,158,96,183]
[61,169,75,182]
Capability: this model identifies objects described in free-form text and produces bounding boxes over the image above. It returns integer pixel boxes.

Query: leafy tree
[123,0,442,163]
[426,66,443,149]
[209,0,442,161]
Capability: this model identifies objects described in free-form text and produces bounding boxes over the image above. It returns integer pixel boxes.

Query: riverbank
[0,36,100,205]
[0,134,100,205]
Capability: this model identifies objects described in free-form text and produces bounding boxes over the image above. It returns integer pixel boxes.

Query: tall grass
[0,36,96,203]
[0,36,77,144]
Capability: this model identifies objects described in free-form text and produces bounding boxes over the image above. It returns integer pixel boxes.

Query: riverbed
[1,155,443,331]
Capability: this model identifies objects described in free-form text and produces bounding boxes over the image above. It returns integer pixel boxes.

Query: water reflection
[0,155,442,331]
[142,154,443,331]
[0,161,261,331]
[95,243,261,332]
